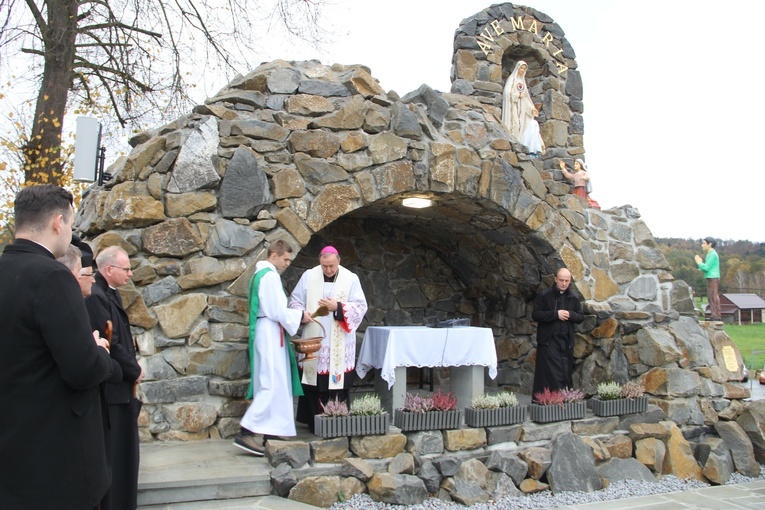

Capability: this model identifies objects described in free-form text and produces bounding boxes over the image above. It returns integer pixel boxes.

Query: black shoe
[233,434,265,456]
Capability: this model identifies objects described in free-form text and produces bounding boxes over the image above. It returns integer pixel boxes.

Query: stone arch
[73,6,720,441]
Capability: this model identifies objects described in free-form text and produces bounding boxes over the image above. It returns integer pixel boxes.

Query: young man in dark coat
[531,268,584,401]
[86,245,144,510]
[0,184,114,509]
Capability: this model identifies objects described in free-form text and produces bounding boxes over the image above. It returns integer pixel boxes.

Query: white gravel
[331,466,765,509]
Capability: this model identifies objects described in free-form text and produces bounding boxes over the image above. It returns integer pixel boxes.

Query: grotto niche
[74,3,743,441]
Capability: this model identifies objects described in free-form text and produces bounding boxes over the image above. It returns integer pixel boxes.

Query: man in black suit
[531,268,584,401]
[86,245,144,510]
[0,184,113,509]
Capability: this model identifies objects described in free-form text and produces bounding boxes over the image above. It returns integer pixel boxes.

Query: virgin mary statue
[501,60,542,153]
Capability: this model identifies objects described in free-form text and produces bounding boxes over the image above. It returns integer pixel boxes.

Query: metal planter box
[529,401,586,423]
[464,405,527,427]
[393,409,463,431]
[590,396,648,417]
[313,413,390,438]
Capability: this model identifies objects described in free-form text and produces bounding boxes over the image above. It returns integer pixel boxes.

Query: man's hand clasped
[93,330,110,353]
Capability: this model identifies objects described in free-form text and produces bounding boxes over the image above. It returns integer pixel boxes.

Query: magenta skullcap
[320,245,339,255]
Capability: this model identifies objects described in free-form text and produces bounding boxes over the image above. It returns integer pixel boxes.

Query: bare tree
[0,0,326,185]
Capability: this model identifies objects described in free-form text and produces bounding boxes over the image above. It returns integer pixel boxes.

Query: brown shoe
[233,434,265,456]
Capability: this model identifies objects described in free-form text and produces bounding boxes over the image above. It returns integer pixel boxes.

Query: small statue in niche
[502,60,545,155]
[559,159,600,209]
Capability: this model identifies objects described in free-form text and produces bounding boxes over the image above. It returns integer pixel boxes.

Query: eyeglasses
[108,265,132,273]
[79,271,95,278]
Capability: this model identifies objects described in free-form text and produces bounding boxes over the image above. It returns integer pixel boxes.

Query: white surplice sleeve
[259,270,302,336]
[288,272,308,312]
[341,274,367,332]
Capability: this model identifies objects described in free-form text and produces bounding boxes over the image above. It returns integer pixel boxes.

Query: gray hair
[95,245,128,269]
[56,244,82,272]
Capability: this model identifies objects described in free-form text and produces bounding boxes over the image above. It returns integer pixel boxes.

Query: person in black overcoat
[531,268,584,401]
[86,246,144,510]
[0,185,114,510]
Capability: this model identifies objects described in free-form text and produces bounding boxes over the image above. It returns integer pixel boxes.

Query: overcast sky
[215,0,763,243]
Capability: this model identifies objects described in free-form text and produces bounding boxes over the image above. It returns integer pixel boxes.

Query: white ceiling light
[402,197,432,209]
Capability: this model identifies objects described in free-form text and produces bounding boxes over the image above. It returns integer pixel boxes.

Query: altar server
[234,240,303,455]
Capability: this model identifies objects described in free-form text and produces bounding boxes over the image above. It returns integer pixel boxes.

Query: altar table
[356,326,498,413]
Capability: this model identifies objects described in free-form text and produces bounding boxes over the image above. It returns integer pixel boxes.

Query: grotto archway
[281,191,560,391]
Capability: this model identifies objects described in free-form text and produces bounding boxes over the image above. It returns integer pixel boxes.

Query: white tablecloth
[356,326,498,389]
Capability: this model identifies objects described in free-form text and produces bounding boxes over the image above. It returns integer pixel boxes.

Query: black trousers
[296,371,356,433]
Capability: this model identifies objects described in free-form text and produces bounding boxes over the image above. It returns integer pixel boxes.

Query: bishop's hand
[318,297,338,311]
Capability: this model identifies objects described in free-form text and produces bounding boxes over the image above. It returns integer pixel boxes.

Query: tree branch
[23,0,46,34]
[73,57,153,93]
[78,21,162,39]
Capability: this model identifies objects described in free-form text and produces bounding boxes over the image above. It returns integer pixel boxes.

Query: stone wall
[72,3,748,442]
[270,400,765,507]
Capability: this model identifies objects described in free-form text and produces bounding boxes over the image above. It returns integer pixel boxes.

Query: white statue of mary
[501,60,544,155]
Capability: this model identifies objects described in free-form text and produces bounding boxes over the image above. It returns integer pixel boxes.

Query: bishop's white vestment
[289,265,367,389]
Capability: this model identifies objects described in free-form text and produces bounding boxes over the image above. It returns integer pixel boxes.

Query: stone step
[139,495,322,509]
[138,440,273,507]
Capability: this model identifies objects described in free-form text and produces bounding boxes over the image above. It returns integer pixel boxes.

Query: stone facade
[74,3,747,442]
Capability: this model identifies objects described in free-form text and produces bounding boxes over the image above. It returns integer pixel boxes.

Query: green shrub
[496,391,519,407]
[350,393,383,416]
[320,396,349,417]
[597,382,622,401]
[471,394,501,410]
[620,381,645,399]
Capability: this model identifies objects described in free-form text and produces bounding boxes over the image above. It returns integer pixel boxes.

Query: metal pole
[96,147,111,186]
[97,147,106,186]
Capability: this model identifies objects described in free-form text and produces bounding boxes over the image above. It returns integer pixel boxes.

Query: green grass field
[723,323,765,371]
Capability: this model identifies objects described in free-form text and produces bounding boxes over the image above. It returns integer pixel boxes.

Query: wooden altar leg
[450,365,484,409]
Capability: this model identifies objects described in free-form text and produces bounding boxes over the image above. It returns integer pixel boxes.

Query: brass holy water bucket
[290,320,327,361]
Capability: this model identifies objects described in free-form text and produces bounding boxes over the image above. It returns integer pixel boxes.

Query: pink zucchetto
[320,245,339,255]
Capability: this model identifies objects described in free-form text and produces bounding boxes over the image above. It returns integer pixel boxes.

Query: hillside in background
[657,238,765,299]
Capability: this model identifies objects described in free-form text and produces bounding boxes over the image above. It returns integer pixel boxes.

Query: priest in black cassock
[531,268,584,402]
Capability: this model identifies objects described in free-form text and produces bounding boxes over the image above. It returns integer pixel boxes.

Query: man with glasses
[86,245,144,510]
[0,184,113,509]
[65,234,97,297]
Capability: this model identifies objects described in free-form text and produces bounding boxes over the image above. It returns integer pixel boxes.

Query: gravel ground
[331,466,765,510]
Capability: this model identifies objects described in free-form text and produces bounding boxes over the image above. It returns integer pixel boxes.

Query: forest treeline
[657,238,765,298]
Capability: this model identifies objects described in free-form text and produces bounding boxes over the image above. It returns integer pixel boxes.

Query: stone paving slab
[139,440,272,488]
[552,481,765,509]
[139,495,322,509]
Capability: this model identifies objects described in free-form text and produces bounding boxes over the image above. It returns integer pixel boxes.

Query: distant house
[706,293,765,324]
